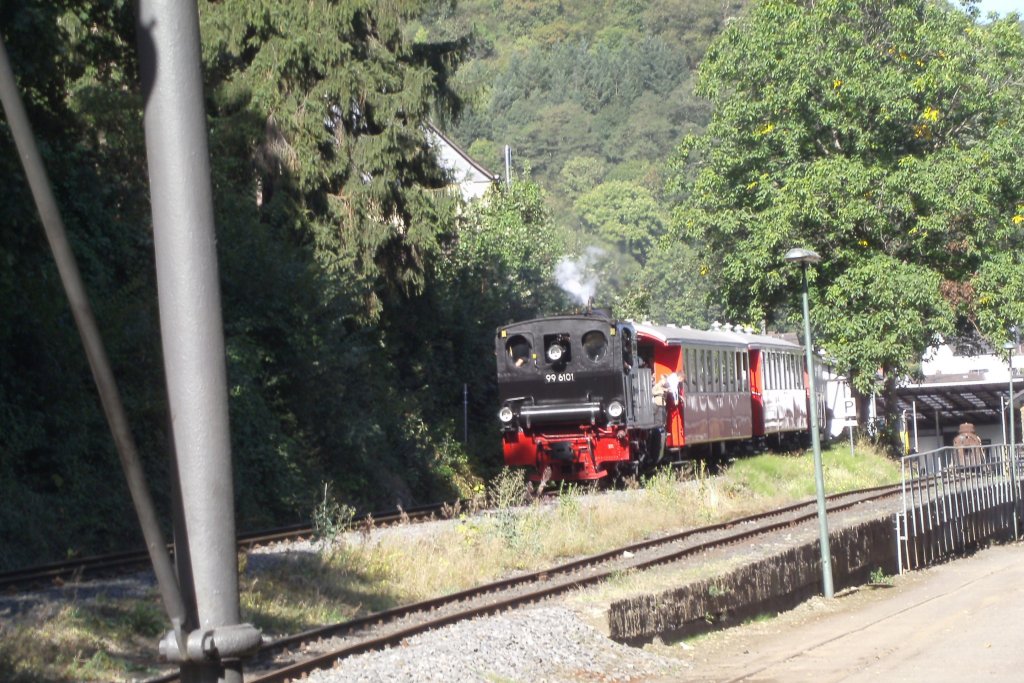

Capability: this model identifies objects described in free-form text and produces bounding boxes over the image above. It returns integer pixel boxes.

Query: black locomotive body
[496,311,664,481]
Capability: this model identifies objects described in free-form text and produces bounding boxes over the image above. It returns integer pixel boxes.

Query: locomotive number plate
[545,372,575,383]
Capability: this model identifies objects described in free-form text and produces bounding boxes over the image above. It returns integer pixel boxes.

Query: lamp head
[1004,341,1016,351]
[784,247,822,265]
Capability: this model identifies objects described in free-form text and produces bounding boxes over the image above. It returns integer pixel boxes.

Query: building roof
[881,345,1024,425]
[425,123,500,201]
[887,378,1024,426]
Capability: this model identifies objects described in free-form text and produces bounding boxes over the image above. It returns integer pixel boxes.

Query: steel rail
[147,484,900,683]
[0,501,458,591]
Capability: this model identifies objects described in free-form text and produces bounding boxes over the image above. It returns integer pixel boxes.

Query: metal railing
[897,444,1021,572]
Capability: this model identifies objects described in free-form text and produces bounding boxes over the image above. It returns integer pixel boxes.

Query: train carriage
[743,333,808,444]
[634,323,753,459]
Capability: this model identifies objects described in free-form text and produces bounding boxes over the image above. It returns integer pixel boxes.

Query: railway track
[0,501,460,593]
[147,483,900,683]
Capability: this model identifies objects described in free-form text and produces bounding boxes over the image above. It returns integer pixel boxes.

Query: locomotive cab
[496,313,660,480]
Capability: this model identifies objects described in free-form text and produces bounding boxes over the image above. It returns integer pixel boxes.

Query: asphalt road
[665,542,1024,682]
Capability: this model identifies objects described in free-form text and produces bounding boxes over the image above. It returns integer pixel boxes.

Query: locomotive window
[506,335,532,369]
[621,328,634,371]
[543,333,572,365]
[582,330,609,363]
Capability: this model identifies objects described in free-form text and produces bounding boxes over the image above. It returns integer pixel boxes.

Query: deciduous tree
[669,0,1024,441]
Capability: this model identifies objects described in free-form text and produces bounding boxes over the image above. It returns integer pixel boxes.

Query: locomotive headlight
[607,401,624,419]
[547,343,565,362]
[499,406,515,423]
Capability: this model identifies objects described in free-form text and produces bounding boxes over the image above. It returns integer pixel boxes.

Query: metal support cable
[0,33,187,629]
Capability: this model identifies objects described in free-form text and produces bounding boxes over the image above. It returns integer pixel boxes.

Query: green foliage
[574,180,665,265]
[445,173,569,316]
[669,0,1024,403]
[445,0,727,303]
[972,251,1024,345]
[615,239,720,326]
[818,255,955,394]
[312,482,357,543]
[869,567,894,585]
[0,0,494,569]
[0,1,161,570]
[200,0,471,319]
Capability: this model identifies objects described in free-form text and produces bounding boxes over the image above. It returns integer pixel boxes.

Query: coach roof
[633,322,749,348]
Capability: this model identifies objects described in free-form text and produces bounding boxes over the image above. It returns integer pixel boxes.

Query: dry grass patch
[0,598,165,682]
[5,448,902,682]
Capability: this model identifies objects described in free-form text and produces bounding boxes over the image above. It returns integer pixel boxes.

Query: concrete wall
[608,517,900,644]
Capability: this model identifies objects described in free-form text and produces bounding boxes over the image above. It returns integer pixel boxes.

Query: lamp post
[785,247,834,598]
[1004,341,1019,540]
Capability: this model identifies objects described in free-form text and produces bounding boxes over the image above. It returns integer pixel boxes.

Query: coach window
[711,349,719,392]
[582,330,608,363]
[701,349,708,392]
[727,351,736,392]
[695,349,704,392]
[716,350,724,393]
[505,335,532,369]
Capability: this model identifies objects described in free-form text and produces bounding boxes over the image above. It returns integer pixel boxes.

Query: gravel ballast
[302,605,687,683]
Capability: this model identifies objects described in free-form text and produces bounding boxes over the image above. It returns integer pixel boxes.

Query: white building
[426,124,500,202]
[876,343,1024,452]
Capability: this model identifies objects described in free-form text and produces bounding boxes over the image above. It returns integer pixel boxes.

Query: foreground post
[136,2,260,680]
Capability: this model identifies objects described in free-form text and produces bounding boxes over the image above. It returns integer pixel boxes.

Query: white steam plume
[554,247,604,305]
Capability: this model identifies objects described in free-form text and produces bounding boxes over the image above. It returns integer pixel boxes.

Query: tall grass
[724,439,900,501]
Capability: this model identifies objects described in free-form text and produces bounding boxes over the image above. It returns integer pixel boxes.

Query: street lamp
[784,247,834,598]
[1004,341,1019,539]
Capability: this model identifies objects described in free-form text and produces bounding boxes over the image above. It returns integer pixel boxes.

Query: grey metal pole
[136,2,258,680]
[0,30,188,636]
[799,263,834,598]
[1007,347,1019,540]
[912,400,919,452]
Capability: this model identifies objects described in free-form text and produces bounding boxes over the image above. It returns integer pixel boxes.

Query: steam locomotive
[495,309,828,483]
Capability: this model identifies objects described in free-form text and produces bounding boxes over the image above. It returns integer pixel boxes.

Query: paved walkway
[670,542,1024,681]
